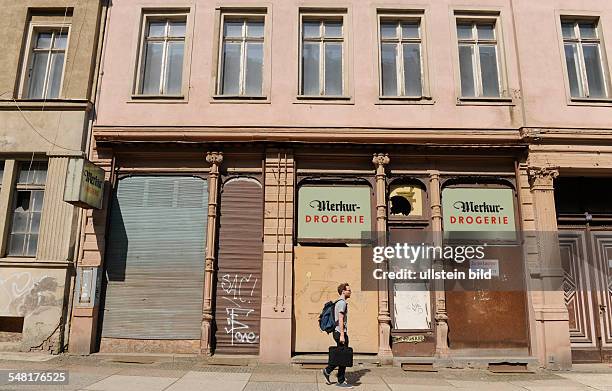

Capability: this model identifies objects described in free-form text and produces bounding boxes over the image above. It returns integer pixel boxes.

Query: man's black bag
[328,346,353,367]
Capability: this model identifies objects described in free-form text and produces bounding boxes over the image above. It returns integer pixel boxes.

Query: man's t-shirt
[334,298,348,333]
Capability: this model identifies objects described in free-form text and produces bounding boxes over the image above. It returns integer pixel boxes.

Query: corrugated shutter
[102,176,208,339]
[214,177,263,354]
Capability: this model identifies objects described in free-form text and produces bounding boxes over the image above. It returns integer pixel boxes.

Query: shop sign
[389,185,423,217]
[64,158,105,209]
[469,259,500,277]
[442,188,516,240]
[392,335,426,344]
[298,185,371,240]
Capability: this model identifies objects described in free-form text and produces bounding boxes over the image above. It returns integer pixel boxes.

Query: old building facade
[0,1,105,353]
[65,0,612,368]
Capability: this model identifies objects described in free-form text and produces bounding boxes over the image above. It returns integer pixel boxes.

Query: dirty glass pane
[324,42,343,95]
[302,42,320,95]
[247,21,264,38]
[579,22,597,39]
[36,32,53,49]
[561,22,575,39]
[148,21,166,38]
[324,21,342,38]
[459,45,475,96]
[583,44,606,98]
[54,32,68,49]
[169,21,186,37]
[47,52,64,98]
[381,43,397,96]
[28,52,49,99]
[221,42,241,95]
[141,42,163,94]
[224,21,243,38]
[479,45,500,96]
[457,23,473,40]
[245,42,263,95]
[401,22,419,39]
[564,43,582,97]
[380,22,397,39]
[303,21,320,38]
[477,23,495,40]
[164,41,184,95]
[403,43,422,96]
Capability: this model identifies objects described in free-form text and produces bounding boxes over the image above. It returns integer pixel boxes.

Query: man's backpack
[319,300,338,333]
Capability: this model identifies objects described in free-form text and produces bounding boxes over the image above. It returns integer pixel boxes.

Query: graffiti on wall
[0,272,61,317]
[220,273,259,345]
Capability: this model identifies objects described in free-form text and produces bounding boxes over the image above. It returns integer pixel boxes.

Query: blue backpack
[319,300,338,333]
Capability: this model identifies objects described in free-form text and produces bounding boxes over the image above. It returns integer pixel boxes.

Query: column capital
[206,151,224,166]
[528,166,559,191]
[372,153,390,169]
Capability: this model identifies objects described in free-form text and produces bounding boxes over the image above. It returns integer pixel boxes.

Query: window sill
[294,95,353,105]
[376,96,435,105]
[456,96,515,106]
[0,99,92,111]
[0,257,73,267]
[211,95,270,104]
[568,97,612,107]
[128,94,187,104]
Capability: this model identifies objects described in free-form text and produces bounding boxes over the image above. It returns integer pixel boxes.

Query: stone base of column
[534,304,572,370]
[68,309,97,354]
[377,318,393,364]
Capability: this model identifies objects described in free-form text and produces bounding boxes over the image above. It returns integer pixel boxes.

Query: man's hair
[337,283,350,295]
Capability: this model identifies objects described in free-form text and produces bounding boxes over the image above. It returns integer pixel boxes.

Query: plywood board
[293,246,378,353]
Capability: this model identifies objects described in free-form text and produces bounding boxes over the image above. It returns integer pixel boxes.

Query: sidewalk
[0,354,610,391]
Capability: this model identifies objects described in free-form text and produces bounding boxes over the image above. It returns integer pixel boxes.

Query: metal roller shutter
[214,177,263,354]
[102,176,208,339]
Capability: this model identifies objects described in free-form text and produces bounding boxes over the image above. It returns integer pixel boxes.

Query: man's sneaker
[322,369,332,384]
[336,381,353,388]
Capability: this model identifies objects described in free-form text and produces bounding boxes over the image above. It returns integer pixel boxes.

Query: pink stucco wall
[94,0,612,131]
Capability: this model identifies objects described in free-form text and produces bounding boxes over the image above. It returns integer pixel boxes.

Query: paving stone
[446,380,525,390]
[387,385,456,391]
[82,375,178,391]
[244,381,319,390]
[558,373,612,390]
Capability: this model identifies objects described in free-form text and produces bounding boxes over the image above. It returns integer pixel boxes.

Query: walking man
[322,283,352,388]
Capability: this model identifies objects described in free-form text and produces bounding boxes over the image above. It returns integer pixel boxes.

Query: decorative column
[201,151,223,355]
[527,166,571,370]
[372,153,393,363]
[428,170,449,358]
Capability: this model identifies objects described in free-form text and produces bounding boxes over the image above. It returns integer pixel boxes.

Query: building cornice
[0,99,93,111]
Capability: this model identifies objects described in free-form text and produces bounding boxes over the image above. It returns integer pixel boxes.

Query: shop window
[0,316,24,343]
[389,183,425,218]
[8,162,47,257]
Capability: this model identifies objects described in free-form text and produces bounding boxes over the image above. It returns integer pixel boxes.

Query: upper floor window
[379,18,424,97]
[217,17,265,97]
[562,19,610,99]
[137,16,186,96]
[24,29,68,99]
[8,162,47,257]
[300,15,345,97]
[456,19,503,98]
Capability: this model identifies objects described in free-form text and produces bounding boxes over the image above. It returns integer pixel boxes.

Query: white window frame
[134,12,189,97]
[216,14,266,98]
[377,14,430,99]
[560,17,611,100]
[455,15,508,99]
[19,23,71,100]
[298,12,348,98]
